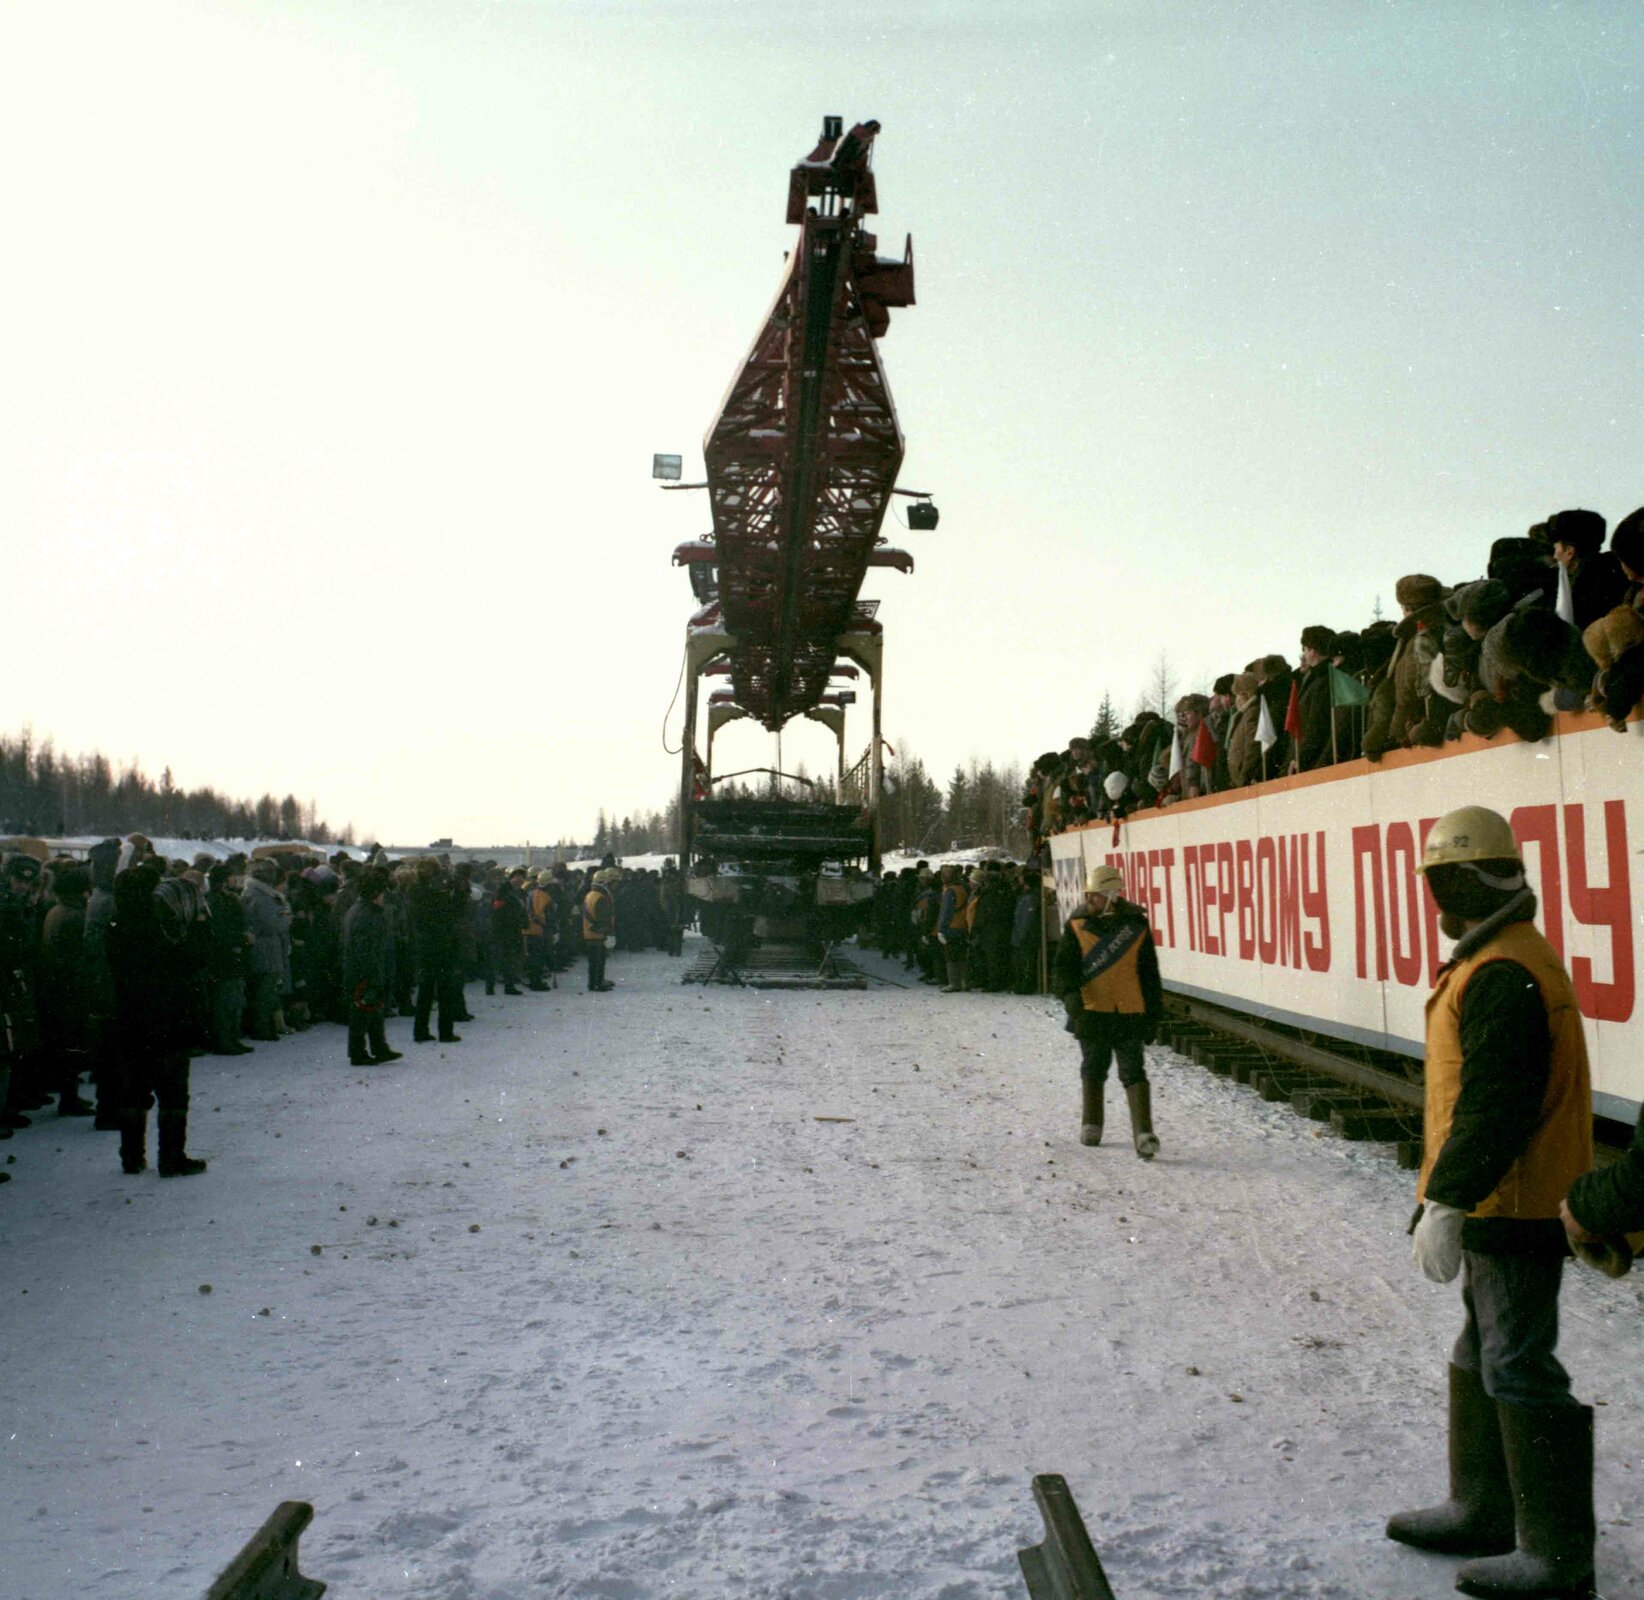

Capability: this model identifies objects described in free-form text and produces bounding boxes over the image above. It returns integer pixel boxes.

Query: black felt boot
[1125,1080,1160,1159]
[156,1110,207,1178]
[1080,1076,1103,1147]
[1454,1402,1595,1598]
[1387,1364,1514,1557]
[119,1109,148,1175]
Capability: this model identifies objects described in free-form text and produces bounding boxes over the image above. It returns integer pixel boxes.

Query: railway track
[1157,991,1631,1174]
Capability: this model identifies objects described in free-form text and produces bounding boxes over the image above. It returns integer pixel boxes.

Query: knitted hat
[1395,574,1443,609]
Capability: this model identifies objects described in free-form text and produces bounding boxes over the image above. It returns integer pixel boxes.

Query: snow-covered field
[5,940,1643,1600]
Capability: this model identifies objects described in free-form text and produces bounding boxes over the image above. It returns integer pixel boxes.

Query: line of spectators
[0,838,685,1184]
[1024,504,1644,848]
[867,859,1052,995]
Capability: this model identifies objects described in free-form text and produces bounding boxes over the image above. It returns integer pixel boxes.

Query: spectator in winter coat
[1174,694,1213,797]
[489,870,528,995]
[205,862,252,1055]
[240,860,291,1041]
[107,862,207,1177]
[1549,508,1628,632]
[342,865,402,1066]
[1468,609,1593,744]
[37,862,92,1114]
[934,864,970,993]
[409,858,461,1044]
[1225,673,1262,789]
[1255,655,1294,775]
[1583,507,1644,728]
[1010,870,1045,994]
[1292,627,1337,772]
[1363,575,1447,761]
[81,837,122,1126]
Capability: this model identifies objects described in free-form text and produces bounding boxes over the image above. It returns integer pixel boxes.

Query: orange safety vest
[527,887,550,938]
[582,887,615,942]
[1419,919,1592,1220]
[941,883,969,938]
[1070,913,1148,1014]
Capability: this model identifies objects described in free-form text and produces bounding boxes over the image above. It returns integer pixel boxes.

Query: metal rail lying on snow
[1018,1474,1119,1600]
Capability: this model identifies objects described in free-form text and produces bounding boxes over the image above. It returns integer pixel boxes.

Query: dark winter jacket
[342,898,391,1008]
[207,887,247,980]
[37,898,87,1050]
[107,871,198,1057]
[1569,551,1630,633]
[1295,661,1335,771]
[1566,1115,1644,1240]
[241,876,291,984]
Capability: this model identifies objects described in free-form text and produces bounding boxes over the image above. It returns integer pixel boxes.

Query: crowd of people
[0,838,685,1183]
[1023,504,1644,849]
[866,858,1051,995]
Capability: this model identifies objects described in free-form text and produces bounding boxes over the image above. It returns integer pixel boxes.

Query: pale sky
[4,1,1640,846]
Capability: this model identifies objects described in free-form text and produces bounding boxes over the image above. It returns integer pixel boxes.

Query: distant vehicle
[427,837,454,849]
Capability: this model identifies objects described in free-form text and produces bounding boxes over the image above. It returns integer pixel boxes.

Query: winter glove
[1141,1018,1158,1045]
[1411,1201,1466,1283]
[352,981,382,1014]
[1061,992,1082,1035]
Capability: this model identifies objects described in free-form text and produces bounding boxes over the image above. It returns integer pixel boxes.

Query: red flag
[1190,719,1217,768]
[1284,679,1302,739]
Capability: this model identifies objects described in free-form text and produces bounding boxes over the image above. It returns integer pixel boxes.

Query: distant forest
[0,729,352,844]
[593,749,1030,860]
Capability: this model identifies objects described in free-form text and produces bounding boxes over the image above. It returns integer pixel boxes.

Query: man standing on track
[1388,805,1594,1600]
[1053,863,1162,1158]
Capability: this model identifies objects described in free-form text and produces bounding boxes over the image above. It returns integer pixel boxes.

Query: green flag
[1329,665,1370,707]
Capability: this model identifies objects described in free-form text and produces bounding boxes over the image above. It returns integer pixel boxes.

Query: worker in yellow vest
[582,869,618,993]
[1053,863,1162,1157]
[1388,806,1594,1600]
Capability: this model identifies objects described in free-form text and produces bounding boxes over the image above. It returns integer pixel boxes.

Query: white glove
[1412,1201,1466,1283]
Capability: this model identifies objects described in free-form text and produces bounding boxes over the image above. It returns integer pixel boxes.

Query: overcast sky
[4,1,1640,846]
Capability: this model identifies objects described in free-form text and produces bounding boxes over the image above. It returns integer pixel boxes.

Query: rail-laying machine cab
[665,117,931,969]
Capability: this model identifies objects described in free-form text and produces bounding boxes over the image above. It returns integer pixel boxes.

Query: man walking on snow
[1388,805,1594,1599]
[1053,863,1163,1158]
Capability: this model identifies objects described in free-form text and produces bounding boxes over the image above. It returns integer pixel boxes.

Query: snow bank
[4,942,1642,1598]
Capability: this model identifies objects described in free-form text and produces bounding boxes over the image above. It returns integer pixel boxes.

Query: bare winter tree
[1147,651,1179,717]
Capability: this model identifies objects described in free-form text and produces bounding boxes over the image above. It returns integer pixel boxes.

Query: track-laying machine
[668,117,930,966]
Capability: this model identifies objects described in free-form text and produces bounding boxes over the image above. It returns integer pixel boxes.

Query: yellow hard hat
[1085,864,1125,898]
[1416,806,1521,874]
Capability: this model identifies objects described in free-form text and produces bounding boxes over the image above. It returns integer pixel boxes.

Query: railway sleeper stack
[1157,1008,1423,1169]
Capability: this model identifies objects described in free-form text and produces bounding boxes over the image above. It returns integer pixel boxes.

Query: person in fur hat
[1467,608,1594,743]
[1582,506,1644,728]
[1293,626,1338,771]
[240,857,291,1040]
[1054,864,1163,1157]
[1583,604,1644,730]
[1549,508,1628,632]
[1423,581,1514,742]
[1363,575,1448,760]
[1224,673,1262,788]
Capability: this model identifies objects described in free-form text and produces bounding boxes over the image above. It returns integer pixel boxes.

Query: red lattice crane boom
[702,116,916,730]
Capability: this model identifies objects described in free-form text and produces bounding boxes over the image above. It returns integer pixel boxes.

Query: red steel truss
[699,117,915,729]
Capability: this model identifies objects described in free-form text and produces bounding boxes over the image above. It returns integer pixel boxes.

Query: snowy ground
[5,940,1643,1600]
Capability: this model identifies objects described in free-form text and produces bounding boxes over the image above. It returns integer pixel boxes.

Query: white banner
[1051,715,1644,1118]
